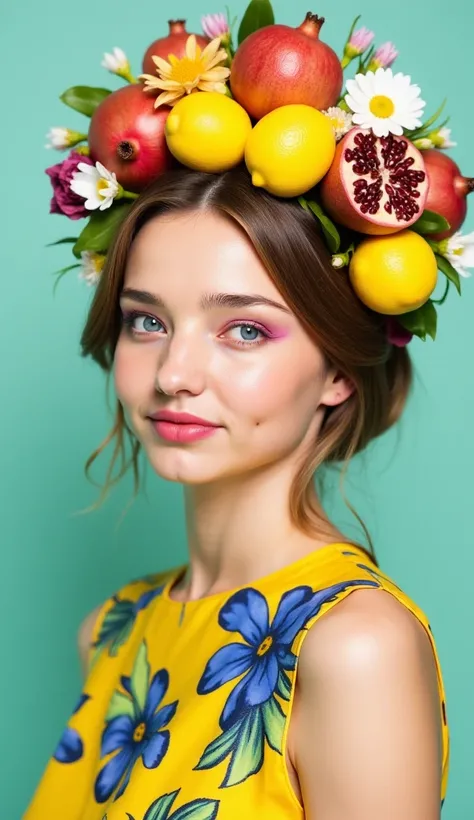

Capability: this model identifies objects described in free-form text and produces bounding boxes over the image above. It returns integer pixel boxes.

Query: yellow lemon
[165,92,252,173]
[349,230,438,315]
[244,104,336,198]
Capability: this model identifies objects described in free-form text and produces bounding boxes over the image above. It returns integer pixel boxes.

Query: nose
[154,325,209,396]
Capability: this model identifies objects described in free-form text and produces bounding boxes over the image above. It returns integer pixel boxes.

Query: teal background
[3,0,472,816]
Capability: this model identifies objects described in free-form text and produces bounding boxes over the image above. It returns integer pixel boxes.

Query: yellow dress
[25,543,450,819]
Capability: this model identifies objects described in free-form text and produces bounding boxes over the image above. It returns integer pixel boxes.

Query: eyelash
[121,310,271,348]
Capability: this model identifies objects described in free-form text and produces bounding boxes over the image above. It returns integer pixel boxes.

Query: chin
[144,446,231,485]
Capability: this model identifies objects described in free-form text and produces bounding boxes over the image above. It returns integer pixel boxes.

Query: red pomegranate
[230,13,343,120]
[320,129,429,236]
[422,149,474,240]
[142,20,209,77]
[88,84,174,193]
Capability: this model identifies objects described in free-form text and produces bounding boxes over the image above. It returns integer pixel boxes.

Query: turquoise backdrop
[3,0,472,816]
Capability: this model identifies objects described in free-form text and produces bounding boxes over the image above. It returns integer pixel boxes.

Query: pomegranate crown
[44,0,470,344]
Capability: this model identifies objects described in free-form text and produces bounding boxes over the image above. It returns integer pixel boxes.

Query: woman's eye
[226,323,268,345]
[123,313,164,335]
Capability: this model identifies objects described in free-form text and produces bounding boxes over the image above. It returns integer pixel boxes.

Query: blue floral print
[195,579,379,786]
[95,641,178,803]
[54,693,91,764]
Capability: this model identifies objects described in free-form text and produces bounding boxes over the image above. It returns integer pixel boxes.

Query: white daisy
[79,251,106,286]
[323,107,353,141]
[70,161,120,211]
[441,231,474,278]
[345,68,426,138]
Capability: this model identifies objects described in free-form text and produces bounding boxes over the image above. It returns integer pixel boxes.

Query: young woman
[26,167,449,820]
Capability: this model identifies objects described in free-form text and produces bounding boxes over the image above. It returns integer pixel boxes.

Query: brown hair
[80,165,413,564]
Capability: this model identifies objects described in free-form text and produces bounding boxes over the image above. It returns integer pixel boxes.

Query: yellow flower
[139,35,231,109]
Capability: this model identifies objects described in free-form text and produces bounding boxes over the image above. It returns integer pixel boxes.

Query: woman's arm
[294,589,443,820]
[77,604,103,679]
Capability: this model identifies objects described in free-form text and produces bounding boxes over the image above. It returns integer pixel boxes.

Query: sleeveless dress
[25,542,450,819]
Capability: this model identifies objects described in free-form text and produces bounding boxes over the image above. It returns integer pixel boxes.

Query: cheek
[218,350,323,423]
[114,340,153,407]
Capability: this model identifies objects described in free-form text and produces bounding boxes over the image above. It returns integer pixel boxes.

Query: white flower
[102,47,128,74]
[432,127,457,149]
[442,231,474,278]
[331,254,346,268]
[45,127,87,150]
[79,251,106,286]
[323,107,353,141]
[70,161,120,211]
[345,68,426,138]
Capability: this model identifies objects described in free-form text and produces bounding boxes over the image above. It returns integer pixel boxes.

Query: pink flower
[342,26,375,67]
[45,151,94,220]
[201,12,229,39]
[349,26,374,54]
[371,42,399,69]
[386,317,413,347]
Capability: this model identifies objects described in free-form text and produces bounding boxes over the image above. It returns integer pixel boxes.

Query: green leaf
[130,642,150,713]
[304,199,341,253]
[411,210,450,236]
[105,690,135,722]
[223,710,264,787]
[172,799,220,820]
[405,99,446,139]
[275,669,292,700]
[398,300,438,341]
[238,0,274,45]
[143,790,180,820]
[436,254,462,294]
[73,203,130,256]
[46,237,79,247]
[261,696,286,753]
[109,618,134,657]
[194,720,241,770]
[60,85,112,117]
[432,279,450,305]
[52,263,81,295]
[360,44,375,71]
[346,14,361,45]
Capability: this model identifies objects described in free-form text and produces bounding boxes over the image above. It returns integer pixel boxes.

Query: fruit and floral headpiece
[45,1,473,345]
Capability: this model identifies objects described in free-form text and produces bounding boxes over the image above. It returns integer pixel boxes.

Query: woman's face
[114,209,350,485]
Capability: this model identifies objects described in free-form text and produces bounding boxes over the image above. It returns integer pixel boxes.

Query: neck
[173,461,346,602]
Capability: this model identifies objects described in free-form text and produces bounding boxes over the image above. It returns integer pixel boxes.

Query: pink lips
[148,410,221,443]
[149,410,219,426]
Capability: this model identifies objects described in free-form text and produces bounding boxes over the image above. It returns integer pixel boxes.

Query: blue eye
[122,312,163,334]
[238,325,260,341]
[226,322,269,347]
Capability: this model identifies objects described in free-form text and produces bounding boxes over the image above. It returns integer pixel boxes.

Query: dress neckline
[161,541,369,607]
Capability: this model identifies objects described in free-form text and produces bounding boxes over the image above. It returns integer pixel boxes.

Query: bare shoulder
[77,603,104,678]
[298,587,436,680]
[293,589,443,819]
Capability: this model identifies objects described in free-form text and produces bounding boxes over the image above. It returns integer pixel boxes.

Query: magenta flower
[45,151,93,220]
[370,42,399,70]
[201,12,229,39]
[386,317,413,347]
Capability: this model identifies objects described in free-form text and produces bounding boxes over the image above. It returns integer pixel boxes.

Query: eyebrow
[120,288,292,315]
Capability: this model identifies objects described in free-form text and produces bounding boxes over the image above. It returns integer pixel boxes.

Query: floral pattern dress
[24,543,450,819]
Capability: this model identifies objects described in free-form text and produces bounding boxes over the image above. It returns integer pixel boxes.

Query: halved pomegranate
[320,128,429,235]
